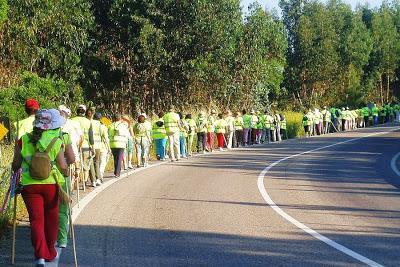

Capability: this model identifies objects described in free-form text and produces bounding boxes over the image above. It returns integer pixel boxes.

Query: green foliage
[283,111,304,138]
[0,72,83,122]
[0,0,7,26]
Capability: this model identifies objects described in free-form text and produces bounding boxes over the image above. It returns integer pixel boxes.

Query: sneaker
[219,148,223,151]
[57,242,67,249]
[36,258,45,267]
[92,182,97,188]
[96,179,102,186]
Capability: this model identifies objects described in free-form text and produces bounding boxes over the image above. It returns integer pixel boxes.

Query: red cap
[25,99,40,110]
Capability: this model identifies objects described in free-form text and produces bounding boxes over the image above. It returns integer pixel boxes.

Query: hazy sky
[241,0,384,13]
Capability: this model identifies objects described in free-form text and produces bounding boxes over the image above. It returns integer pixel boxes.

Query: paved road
[60,126,400,266]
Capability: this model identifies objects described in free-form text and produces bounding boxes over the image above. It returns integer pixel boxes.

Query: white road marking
[390,152,400,177]
[257,129,400,267]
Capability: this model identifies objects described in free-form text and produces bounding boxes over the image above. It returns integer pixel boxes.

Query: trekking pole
[11,170,21,265]
[66,169,78,267]
[79,150,86,192]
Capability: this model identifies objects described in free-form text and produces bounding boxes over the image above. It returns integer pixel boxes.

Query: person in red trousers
[12,109,69,267]
[214,114,228,151]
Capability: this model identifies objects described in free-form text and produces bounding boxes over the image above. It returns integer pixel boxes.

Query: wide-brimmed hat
[78,104,87,111]
[34,109,66,130]
[58,105,71,117]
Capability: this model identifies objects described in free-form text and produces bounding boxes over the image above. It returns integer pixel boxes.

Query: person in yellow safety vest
[133,114,151,167]
[14,98,40,141]
[153,112,167,161]
[233,111,243,147]
[303,109,313,137]
[351,109,358,129]
[214,113,228,151]
[250,109,258,145]
[163,105,181,161]
[122,115,135,170]
[274,113,282,142]
[185,114,197,156]
[108,113,129,177]
[196,111,208,153]
[255,111,263,144]
[265,112,274,143]
[280,113,288,140]
[178,112,189,158]
[242,110,251,146]
[259,111,267,144]
[72,105,96,186]
[269,113,277,142]
[340,107,346,131]
[86,108,104,187]
[321,106,331,134]
[206,109,217,152]
[94,112,111,181]
[313,108,321,135]
[12,109,71,266]
[224,110,235,149]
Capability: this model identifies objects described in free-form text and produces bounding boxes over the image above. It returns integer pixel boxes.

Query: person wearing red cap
[13,99,40,140]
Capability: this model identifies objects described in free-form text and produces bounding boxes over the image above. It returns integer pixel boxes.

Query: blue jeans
[180,136,186,157]
[373,116,378,125]
[155,138,167,160]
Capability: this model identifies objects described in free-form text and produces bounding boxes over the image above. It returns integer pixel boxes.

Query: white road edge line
[257,128,400,267]
[390,152,400,177]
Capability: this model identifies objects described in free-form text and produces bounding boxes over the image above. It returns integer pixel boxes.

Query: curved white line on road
[390,152,400,177]
[257,129,400,267]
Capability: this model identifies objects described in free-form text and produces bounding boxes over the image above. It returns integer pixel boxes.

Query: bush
[0,71,83,125]
[283,111,304,139]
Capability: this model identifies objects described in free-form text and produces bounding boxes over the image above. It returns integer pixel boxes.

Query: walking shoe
[92,182,97,188]
[156,155,161,160]
[57,242,67,248]
[219,148,223,151]
[96,179,102,186]
[35,258,45,267]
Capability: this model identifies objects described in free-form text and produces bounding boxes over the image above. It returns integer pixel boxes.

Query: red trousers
[207,132,215,151]
[22,184,59,260]
[217,133,225,148]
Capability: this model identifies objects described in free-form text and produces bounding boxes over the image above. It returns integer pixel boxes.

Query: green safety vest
[371,107,379,116]
[234,117,243,130]
[207,116,215,132]
[163,112,180,134]
[108,121,128,148]
[185,118,196,136]
[133,122,149,142]
[90,119,103,149]
[281,119,287,130]
[214,119,227,134]
[152,119,167,139]
[72,116,91,148]
[14,115,35,140]
[250,115,258,129]
[20,130,65,186]
[196,116,208,133]
[243,114,251,129]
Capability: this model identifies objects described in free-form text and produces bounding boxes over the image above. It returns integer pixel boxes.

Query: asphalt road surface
[60,125,400,267]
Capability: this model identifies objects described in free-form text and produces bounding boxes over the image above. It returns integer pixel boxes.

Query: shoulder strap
[45,137,59,154]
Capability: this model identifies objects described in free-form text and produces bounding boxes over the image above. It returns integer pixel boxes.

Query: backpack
[29,137,59,180]
[88,123,95,146]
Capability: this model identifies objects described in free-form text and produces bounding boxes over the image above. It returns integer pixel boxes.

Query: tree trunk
[386,73,390,104]
[380,74,383,106]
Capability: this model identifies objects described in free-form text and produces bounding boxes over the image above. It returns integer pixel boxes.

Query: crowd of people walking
[302,103,400,137]
[8,98,398,266]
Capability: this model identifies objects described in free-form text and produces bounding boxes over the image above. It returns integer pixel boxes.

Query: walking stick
[79,150,86,192]
[66,169,78,267]
[11,170,20,265]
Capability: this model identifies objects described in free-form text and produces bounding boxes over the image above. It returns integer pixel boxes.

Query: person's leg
[135,142,142,167]
[202,132,207,152]
[168,134,176,161]
[243,128,248,146]
[22,185,49,260]
[217,133,223,148]
[155,138,162,160]
[82,150,90,183]
[142,138,150,166]
[271,130,276,142]
[188,134,194,155]
[111,148,118,176]
[99,150,108,180]
[197,133,202,153]
[180,136,186,157]
[57,177,70,248]
[173,132,181,160]
[115,148,124,176]
[94,149,101,182]
[43,184,59,261]
[160,138,167,159]
[228,132,233,149]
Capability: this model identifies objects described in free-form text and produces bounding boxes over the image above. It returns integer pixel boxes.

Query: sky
[241,0,384,13]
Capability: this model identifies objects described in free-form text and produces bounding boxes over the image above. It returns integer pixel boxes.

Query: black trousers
[197,132,207,152]
[111,148,124,177]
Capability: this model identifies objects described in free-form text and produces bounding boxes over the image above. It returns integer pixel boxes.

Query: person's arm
[64,144,75,165]
[56,150,69,177]
[11,142,22,172]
